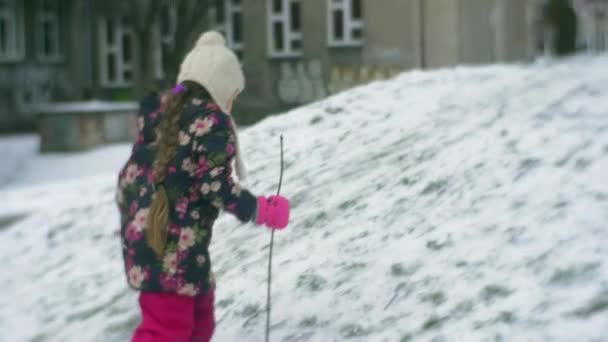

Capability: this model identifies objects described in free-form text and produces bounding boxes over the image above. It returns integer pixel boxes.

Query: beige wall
[459,0,496,64]
[423,0,461,68]
[363,0,419,68]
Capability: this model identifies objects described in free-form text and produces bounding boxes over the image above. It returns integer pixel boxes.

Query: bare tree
[125,0,212,96]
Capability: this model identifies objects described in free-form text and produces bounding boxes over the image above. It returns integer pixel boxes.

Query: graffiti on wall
[276,60,402,106]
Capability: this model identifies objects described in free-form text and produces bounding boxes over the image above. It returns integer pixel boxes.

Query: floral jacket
[116,93,257,296]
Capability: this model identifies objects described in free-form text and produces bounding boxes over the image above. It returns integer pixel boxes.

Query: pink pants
[131,290,215,342]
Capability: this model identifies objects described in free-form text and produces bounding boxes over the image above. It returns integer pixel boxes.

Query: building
[0,0,603,132]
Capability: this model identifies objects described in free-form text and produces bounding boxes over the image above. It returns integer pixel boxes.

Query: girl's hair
[146,80,212,258]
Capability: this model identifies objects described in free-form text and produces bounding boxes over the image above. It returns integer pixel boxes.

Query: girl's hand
[256,195,290,230]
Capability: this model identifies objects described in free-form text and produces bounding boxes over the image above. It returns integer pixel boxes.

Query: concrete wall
[363,0,419,68]
[459,0,497,64]
[423,0,461,68]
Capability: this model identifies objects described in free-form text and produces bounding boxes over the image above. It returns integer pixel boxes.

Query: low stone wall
[35,101,138,152]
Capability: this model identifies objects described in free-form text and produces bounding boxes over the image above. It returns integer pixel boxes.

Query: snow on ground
[1,55,608,342]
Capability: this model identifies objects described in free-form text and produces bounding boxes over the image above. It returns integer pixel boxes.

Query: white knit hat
[177,31,247,180]
[177,31,244,112]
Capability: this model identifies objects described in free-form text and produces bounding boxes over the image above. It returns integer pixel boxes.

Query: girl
[116,31,290,342]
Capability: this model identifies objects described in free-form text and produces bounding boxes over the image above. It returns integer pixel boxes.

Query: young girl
[116,31,290,342]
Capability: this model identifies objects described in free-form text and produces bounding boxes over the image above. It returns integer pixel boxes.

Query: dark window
[42,20,53,55]
[107,54,116,81]
[215,0,225,23]
[42,0,53,12]
[106,19,114,45]
[233,0,241,4]
[290,39,301,51]
[233,12,242,43]
[333,10,343,40]
[352,0,362,20]
[273,22,283,50]
[124,70,132,81]
[0,20,6,52]
[160,7,171,36]
[290,1,300,31]
[122,33,132,63]
[273,0,282,14]
[352,27,362,40]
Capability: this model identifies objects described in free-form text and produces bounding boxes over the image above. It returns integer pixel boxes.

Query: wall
[423,0,461,68]
[363,0,419,68]
[459,0,496,64]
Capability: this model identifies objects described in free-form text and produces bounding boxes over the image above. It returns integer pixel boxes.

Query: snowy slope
[1,56,608,342]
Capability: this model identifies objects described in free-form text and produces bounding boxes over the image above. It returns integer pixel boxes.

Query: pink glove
[256,195,290,230]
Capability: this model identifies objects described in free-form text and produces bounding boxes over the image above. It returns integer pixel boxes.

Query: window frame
[267,0,303,58]
[36,0,63,63]
[0,0,25,62]
[327,0,364,48]
[98,17,135,88]
[153,4,177,80]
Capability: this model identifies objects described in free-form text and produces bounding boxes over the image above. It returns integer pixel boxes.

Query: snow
[1,55,608,342]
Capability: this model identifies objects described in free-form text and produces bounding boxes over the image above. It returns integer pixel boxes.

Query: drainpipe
[419,0,426,69]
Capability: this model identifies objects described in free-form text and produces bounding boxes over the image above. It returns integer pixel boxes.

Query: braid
[146,81,211,258]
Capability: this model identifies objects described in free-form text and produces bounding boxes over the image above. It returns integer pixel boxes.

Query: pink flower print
[125,224,144,243]
[210,181,221,192]
[189,117,213,137]
[169,166,177,174]
[206,102,220,111]
[147,170,155,184]
[179,131,191,146]
[177,283,198,296]
[192,98,203,106]
[189,191,200,202]
[196,255,206,265]
[128,266,146,288]
[129,202,139,216]
[208,113,220,125]
[200,183,211,195]
[124,164,139,185]
[160,273,178,291]
[178,228,196,251]
[169,224,180,236]
[195,158,209,178]
[176,198,189,219]
[133,208,150,231]
[191,210,200,220]
[139,187,147,197]
[231,184,242,196]
[150,111,159,120]
[210,167,225,178]
[163,252,178,275]
[226,203,237,213]
[182,158,194,174]
[226,143,235,156]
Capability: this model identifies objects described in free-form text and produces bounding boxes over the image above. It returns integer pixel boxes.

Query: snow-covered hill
[1,56,607,342]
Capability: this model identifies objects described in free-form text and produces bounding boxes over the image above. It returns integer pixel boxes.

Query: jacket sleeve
[188,109,257,223]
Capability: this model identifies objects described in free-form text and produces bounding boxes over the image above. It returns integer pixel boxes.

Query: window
[37,0,62,62]
[0,0,25,62]
[328,0,363,47]
[212,0,244,58]
[268,0,302,57]
[98,17,134,87]
[154,4,177,79]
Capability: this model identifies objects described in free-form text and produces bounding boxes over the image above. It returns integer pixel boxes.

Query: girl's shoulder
[182,97,231,129]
